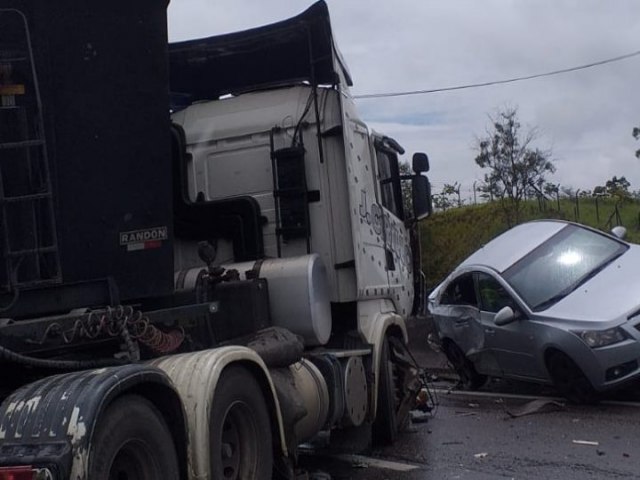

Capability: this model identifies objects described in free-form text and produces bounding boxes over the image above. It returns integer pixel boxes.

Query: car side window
[476,272,515,313]
[441,274,477,306]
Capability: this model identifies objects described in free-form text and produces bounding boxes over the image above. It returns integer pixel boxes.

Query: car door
[475,272,545,380]
[435,273,499,375]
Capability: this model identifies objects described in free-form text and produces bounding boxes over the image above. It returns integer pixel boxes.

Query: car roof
[458,220,568,273]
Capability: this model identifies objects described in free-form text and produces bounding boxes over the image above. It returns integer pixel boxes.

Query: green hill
[420,197,640,291]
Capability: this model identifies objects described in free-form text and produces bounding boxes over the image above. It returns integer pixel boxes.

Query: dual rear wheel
[90,366,273,480]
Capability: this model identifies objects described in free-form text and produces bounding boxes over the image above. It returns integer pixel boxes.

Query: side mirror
[494,306,516,326]
[412,152,429,173]
[611,226,627,239]
[412,175,432,220]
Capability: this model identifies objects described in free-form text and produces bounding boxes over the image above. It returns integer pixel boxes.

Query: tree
[543,182,559,198]
[442,182,462,207]
[605,175,631,199]
[475,108,555,225]
[593,185,607,196]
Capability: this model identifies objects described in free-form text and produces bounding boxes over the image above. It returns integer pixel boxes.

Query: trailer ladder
[0,9,61,292]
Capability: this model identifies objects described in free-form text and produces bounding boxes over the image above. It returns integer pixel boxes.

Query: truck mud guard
[0,364,185,480]
[150,346,289,479]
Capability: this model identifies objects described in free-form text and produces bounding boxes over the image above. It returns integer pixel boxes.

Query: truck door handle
[485,328,496,335]
[385,249,395,271]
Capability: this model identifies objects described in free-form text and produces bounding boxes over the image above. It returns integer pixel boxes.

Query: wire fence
[430,182,640,232]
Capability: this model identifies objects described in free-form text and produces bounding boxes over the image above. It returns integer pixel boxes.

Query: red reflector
[0,466,34,480]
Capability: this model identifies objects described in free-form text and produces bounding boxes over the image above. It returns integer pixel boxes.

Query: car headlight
[573,327,628,348]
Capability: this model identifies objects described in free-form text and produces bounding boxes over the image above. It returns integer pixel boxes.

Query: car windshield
[502,224,628,311]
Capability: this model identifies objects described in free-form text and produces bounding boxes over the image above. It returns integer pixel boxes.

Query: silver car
[428,219,640,402]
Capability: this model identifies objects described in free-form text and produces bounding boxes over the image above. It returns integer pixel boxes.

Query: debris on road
[506,398,565,418]
[572,440,600,446]
[411,410,431,424]
[474,452,489,459]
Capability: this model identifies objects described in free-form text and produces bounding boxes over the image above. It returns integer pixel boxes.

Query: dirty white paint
[67,406,89,480]
[66,406,87,444]
[2,395,43,439]
[69,446,89,480]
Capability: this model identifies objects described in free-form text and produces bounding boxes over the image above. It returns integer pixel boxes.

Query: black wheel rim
[219,400,260,479]
[108,440,159,480]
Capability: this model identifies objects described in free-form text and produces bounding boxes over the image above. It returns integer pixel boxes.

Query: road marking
[329,454,420,471]
[433,388,640,408]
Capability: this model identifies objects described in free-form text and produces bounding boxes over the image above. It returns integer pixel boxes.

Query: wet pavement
[298,317,640,479]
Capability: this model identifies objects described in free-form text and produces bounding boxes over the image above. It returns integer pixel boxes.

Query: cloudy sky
[168,1,640,201]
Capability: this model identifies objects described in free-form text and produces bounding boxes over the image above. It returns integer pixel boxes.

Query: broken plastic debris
[507,399,565,418]
[474,452,488,459]
[573,440,599,446]
[411,410,431,424]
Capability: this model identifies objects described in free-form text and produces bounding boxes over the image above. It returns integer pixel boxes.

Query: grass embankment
[420,197,640,291]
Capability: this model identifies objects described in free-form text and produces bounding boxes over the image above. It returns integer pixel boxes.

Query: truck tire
[89,394,179,480]
[210,365,273,479]
[372,337,398,445]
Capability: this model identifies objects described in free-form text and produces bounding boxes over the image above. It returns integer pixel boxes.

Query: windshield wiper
[534,289,573,312]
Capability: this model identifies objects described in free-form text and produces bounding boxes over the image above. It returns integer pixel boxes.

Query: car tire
[443,340,487,390]
[547,351,598,404]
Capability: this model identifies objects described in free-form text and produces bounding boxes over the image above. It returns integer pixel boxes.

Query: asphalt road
[298,317,640,479]
[301,390,640,479]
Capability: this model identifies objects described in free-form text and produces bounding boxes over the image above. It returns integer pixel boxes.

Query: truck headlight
[574,327,628,348]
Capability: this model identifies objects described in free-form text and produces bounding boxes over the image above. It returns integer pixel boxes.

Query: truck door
[371,138,414,317]
[336,96,414,316]
[338,105,390,303]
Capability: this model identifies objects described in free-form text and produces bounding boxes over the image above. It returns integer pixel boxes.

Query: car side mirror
[494,306,516,326]
[611,226,627,239]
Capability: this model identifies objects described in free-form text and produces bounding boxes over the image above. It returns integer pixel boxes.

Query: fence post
[575,190,580,220]
[595,196,600,223]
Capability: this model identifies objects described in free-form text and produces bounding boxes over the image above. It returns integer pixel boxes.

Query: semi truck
[0,1,433,478]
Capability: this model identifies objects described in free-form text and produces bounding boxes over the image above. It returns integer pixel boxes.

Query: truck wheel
[372,337,398,445]
[89,394,179,480]
[547,351,598,404]
[210,365,273,479]
[443,340,487,390]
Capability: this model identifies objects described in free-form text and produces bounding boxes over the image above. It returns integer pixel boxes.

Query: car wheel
[547,351,598,404]
[443,340,487,390]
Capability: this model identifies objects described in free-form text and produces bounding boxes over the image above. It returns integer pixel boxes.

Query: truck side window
[375,147,404,220]
[441,274,477,307]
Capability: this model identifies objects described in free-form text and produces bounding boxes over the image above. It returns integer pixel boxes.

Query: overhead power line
[353,49,640,99]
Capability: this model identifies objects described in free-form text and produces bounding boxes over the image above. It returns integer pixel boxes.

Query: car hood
[542,244,640,323]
